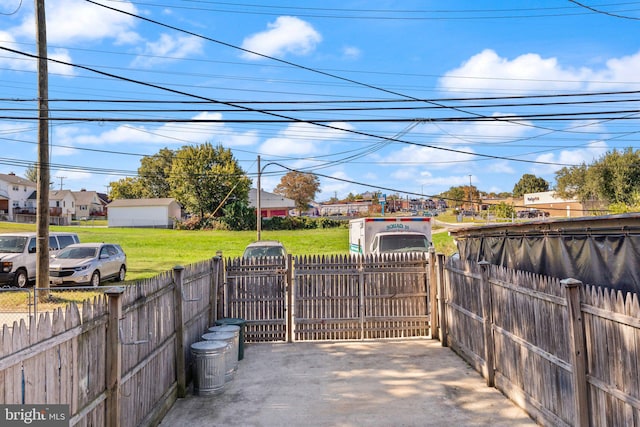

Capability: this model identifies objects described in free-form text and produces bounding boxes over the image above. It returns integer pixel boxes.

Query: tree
[440,186,466,208]
[489,202,515,219]
[24,164,38,183]
[273,171,320,214]
[555,148,640,210]
[168,143,250,218]
[221,199,256,231]
[109,177,147,199]
[138,147,175,198]
[512,174,549,197]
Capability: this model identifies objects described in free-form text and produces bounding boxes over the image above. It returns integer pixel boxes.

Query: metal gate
[223,253,430,342]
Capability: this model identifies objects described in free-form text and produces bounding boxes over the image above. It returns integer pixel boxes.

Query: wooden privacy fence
[222,252,434,342]
[0,257,223,427]
[443,257,640,427]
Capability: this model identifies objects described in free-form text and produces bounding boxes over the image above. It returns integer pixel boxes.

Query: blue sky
[1,1,640,201]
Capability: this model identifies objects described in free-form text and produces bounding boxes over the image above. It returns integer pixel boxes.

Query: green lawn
[0,222,456,281]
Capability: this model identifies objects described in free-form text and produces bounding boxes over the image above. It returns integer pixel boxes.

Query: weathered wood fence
[5,248,637,426]
[443,257,640,427]
[222,253,432,342]
[0,252,432,426]
[0,257,223,427]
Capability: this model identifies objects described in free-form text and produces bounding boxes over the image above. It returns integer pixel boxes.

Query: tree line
[105,144,638,228]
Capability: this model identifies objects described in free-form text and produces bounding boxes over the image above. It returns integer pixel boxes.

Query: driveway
[160,339,536,427]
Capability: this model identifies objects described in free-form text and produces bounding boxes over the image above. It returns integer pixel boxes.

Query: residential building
[248,189,295,218]
[72,189,107,219]
[0,173,37,221]
[49,190,76,225]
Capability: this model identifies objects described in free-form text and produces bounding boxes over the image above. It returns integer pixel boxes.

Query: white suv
[0,232,80,287]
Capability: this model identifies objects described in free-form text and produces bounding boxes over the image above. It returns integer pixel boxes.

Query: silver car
[49,243,127,287]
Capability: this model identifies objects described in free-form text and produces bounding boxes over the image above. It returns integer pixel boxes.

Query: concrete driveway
[160,339,536,427]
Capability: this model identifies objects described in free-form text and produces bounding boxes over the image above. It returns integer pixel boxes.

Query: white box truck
[349,217,432,255]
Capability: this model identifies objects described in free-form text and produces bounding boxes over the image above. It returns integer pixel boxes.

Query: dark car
[242,241,287,258]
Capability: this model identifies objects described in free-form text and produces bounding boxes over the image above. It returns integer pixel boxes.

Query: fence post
[561,278,589,427]
[358,256,365,340]
[173,265,186,398]
[436,253,447,347]
[215,251,225,320]
[429,248,438,339]
[105,287,124,427]
[286,253,294,343]
[478,261,495,387]
[209,255,221,327]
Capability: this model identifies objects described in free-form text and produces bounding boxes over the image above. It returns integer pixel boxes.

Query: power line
[0,45,584,168]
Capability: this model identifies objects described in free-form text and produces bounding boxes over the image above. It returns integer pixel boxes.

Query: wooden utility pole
[35,0,51,295]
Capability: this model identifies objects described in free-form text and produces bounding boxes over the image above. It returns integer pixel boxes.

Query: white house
[72,189,106,218]
[49,190,76,225]
[107,198,181,228]
[0,173,37,221]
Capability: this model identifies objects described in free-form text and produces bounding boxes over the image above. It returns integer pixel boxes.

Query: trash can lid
[215,318,246,326]
[208,325,240,334]
[191,340,228,353]
[202,331,235,341]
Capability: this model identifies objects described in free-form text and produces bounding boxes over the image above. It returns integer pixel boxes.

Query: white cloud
[10,0,140,45]
[54,112,258,148]
[589,51,640,91]
[531,140,608,176]
[385,144,477,169]
[439,49,592,94]
[132,34,203,67]
[260,122,353,157]
[342,46,361,60]
[241,16,321,60]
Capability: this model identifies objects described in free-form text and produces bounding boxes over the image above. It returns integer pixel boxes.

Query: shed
[107,198,181,228]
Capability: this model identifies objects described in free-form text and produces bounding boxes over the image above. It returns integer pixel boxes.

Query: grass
[0,221,456,282]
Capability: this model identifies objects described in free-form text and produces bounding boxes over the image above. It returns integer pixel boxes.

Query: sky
[1,0,640,202]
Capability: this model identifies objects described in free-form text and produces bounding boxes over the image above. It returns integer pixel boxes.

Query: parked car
[49,243,127,287]
[242,241,287,258]
[0,232,79,287]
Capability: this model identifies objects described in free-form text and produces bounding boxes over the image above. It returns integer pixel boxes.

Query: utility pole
[35,0,51,296]
[57,176,66,190]
[468,174,473,212]
[256,155,261,241]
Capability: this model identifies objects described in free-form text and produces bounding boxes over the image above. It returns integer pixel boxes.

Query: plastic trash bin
[190,340,228,396]
[215,318,246,360]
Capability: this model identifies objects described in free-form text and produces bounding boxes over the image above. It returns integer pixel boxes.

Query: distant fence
[443,257,640,427]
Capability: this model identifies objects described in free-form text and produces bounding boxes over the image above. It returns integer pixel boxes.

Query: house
[107,198,181,228]
[49,190,76,225]
[72,189,107,219]
[248,189,295,218]
[0,173,37,221]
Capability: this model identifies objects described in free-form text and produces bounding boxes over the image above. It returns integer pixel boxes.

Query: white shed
[107,198,181,228]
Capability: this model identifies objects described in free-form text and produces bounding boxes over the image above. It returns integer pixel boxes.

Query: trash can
[190,340,228,396]
[202,331,237,382]
[215,318,246,360]
[208,325,241,362]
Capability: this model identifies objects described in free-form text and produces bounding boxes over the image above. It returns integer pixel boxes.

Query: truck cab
[371,232,431,254]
